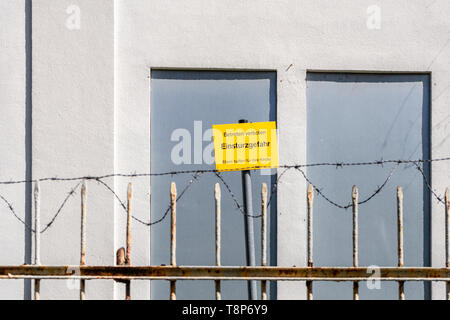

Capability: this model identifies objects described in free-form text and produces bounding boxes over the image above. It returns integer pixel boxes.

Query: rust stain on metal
[117,247,126,266]
[307,184,314,203]
[115,247,127,284]
[0,266,448,281]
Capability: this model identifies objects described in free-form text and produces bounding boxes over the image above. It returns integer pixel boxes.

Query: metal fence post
[307,184,314,300]
[34,181,40,300]
[397,187,405,300]
[352,186,359,300]
[80,181,87,300]
[261,183,268,300]
[445,188,449,300]
[215,183,221,300]
[170,182,177,300]
[126,183,132,300]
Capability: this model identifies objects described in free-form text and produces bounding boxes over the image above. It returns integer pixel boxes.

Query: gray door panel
[306,73,430,300]
[150,71,277,300]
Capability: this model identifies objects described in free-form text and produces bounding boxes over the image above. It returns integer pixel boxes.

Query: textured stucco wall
[0,0,449,299]
[31,0,115,299]
[0,0,29,300]
[117,0,450,299]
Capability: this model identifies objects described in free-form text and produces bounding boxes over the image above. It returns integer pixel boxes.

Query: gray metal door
[150,71,277,299]
[306,73,431,299]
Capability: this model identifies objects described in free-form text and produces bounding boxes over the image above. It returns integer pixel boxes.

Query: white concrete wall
[0,0,29,300]
[32,0,115,299]
[0,0,449,299]
[115,0,151,300]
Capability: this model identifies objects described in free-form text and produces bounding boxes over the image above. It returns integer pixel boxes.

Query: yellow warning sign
[212,121,279,172]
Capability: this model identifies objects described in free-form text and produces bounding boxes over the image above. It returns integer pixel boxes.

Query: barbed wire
[0,193,30,231]
[0,174,203,233]
[0,157,449,185]
[214,172,261,217]
[40,182,82,233]
[93,178,150,226]
[267,167,290,208]
[412,161,445,204]
[294,164,400,210]
[0,157,449,232]
[0,182,81,234]
[94,173,203,226]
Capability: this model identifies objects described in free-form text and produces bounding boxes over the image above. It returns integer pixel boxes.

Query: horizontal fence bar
[0,266,448,281]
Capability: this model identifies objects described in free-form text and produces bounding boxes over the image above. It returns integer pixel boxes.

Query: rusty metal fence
[0,180,449,300]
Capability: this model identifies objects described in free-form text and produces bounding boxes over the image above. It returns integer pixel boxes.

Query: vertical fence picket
[352,186,359,300]
[125,183,132,300]
[397,187,405,300]
[306,184,314,300]
[34,181,40,300]
[215,183,221,300]
[170,182,177,300]
[445,188,449,300]
[261,183,268,300]
[80,181,87,300]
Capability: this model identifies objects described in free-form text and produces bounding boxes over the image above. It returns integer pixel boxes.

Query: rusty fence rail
[0,266,448,281]
[1,181,449,300]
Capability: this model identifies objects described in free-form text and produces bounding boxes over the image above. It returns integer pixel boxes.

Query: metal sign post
[239,119,257,300]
